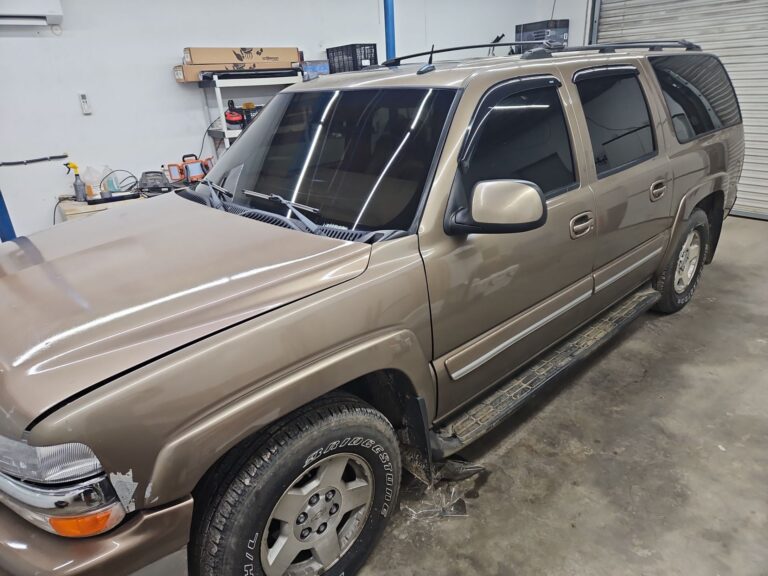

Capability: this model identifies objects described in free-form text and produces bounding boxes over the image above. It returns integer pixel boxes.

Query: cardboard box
[183,47,300,66]
[173,63,296,83]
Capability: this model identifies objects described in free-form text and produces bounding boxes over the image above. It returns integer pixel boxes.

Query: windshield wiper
[243,190,321,233]
[200,180,233,205]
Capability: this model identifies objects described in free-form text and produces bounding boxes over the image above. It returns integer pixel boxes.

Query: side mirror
[447,179,547,235]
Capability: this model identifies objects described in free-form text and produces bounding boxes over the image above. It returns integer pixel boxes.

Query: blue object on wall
[0,189,16,242]
[384,0,396,60]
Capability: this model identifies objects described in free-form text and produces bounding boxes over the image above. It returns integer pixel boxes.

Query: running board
[431,286,661,459]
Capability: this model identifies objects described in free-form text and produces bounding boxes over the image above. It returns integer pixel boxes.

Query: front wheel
[192,394,401,576]
[653,208,710,314]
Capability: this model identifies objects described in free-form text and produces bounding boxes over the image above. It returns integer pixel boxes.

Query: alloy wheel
[674,229,702,294]
[260,453,374,576]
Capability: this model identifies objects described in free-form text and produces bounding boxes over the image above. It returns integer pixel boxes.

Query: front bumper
[0,496,192,575]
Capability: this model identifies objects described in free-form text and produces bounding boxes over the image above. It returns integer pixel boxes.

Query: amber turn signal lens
[48,506,123,538]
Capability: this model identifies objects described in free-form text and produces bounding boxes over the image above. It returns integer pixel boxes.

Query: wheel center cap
[292,486,342,542]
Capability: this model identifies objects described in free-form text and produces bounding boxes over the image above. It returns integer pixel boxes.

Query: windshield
[199,87,456,232]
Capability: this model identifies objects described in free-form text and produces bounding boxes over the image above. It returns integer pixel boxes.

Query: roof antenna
[419,44,437,75]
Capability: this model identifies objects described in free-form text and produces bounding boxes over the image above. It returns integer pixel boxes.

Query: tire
[653,208,710,314]
[191,394,401,576]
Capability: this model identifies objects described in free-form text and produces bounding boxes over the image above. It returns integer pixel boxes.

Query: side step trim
[431,286,661,458]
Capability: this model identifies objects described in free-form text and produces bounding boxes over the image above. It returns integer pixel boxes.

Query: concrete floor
[362,216,768,576]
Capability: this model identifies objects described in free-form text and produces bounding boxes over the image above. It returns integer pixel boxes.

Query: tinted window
[203,88,455,232]
[577,74,655,176]
[464,86,576,196]
[650,54,741,143]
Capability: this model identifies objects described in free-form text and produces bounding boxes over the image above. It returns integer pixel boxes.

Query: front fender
[151,328,433,502]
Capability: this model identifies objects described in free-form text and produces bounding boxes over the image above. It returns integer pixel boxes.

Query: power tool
[225,100,244,129]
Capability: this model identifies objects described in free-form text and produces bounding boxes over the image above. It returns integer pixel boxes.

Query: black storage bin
[326,44,378,73]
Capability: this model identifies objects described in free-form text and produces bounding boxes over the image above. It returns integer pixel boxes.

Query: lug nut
[296,512,308,525]
[325,490,335,501]
[317,523,327,534]
[300,527,312,539]
[329,503,339,515]
[309,494,320,506]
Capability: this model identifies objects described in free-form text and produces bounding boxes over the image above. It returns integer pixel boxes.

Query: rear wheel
[653,208,710,314]
[192,394,401,576]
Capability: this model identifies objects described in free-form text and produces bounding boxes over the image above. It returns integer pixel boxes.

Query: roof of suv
[287,47,707,91]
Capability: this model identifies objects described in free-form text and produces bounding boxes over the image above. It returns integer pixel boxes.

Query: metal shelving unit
[199,71,303,158]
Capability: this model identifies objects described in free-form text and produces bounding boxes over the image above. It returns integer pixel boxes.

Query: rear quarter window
[650,54,742,143]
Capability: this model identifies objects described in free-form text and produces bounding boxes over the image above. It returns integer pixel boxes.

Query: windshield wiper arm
[243,190,321,233]
[201,180,233,205]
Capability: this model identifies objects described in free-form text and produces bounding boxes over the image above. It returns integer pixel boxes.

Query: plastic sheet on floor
[400,483,468,520]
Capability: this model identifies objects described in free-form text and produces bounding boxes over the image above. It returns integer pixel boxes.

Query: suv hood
[0,194,371,437]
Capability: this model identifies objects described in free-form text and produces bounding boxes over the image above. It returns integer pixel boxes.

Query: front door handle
[570,212,594,239]
[650,180,666,202]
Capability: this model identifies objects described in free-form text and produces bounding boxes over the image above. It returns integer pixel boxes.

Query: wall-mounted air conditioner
[0,0,63,27]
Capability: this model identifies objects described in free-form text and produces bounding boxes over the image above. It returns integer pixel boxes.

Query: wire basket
[326,44,378,73]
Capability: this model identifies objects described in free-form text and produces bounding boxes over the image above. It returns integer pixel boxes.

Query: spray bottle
[64,162,87,202]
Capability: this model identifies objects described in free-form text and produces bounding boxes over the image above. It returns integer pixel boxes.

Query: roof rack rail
[520,39,701,60]
[382,39,702,67]
[382,42,545,66]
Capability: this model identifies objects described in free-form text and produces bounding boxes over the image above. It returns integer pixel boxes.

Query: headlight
[0,436,103,484]
[0,437,125,538]
[0,472,126,537]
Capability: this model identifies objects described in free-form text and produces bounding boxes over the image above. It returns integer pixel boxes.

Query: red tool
[225,100,244,128]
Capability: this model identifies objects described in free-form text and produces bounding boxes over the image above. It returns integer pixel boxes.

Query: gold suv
[0,40,743,576]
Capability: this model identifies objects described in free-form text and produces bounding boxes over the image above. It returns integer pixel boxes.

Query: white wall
[0,0,590,236]
[396,0,592,57]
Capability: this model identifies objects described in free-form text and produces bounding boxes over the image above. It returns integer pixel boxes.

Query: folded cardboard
[301,60,330,80]
[183,47,300,65]
[174,62,296,83]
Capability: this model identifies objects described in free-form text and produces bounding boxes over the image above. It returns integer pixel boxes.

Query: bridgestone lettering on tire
[191,394,401,576]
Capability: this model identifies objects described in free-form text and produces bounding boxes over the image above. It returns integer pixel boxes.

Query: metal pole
[589,0,602,45]
[383,0,396,60]
[0,188,16,242]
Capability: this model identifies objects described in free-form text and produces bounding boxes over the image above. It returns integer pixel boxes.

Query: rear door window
[650,54,741,143]
[575,71,656,177]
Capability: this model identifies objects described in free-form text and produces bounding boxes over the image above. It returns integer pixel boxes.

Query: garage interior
[1,1,767,575]
[364,219,768,576]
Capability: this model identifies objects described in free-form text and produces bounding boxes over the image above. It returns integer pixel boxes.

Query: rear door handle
[650,180,666,202]
[570,211,594,239]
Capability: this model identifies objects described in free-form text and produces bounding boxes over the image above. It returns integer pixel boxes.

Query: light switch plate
[78,93,92,115]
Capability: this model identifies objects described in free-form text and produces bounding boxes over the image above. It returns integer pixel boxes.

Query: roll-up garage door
[597,0,768,219]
